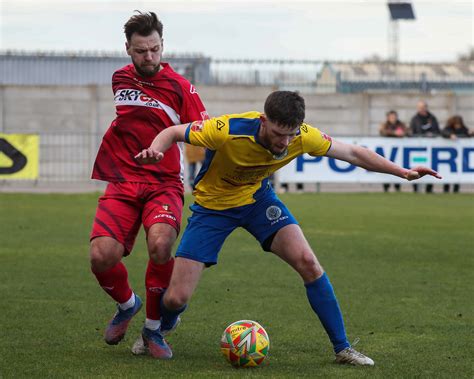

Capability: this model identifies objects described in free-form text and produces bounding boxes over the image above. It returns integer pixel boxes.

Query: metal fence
[37,132,100,182]
[2,52,472,93]
[0,132,101,184]
[210,60,323,87]
[209,59,474,93]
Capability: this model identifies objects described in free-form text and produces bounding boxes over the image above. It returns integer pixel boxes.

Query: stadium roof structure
[1,51,473,93]
[316,61,474,93]
[0,50,211,85]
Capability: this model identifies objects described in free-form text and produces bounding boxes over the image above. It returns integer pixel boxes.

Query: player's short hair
[124,11,163,41]
[264,91,305,129]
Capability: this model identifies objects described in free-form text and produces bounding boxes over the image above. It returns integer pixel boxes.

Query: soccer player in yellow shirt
[135,91,441,364]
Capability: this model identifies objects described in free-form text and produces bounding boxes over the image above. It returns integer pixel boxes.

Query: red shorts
[90,182,184,255]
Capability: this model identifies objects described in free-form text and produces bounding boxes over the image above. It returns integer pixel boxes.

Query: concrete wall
[0,85,472,187]
[2,85,472,136]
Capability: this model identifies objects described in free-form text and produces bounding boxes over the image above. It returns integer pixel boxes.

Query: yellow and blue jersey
[184,111,332,210]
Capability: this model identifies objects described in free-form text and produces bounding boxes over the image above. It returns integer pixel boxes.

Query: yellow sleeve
[185,115,229,150]
[300,123,333,156]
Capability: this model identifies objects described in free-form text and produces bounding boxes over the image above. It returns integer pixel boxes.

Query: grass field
[1,192,473,378]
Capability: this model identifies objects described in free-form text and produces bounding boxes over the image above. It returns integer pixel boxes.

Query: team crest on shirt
[266,205,282,221]
[320,131,332,142]
[153,204,176,221]
[191,120,204,132]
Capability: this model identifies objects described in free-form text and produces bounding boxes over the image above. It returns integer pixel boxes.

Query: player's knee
[89,239,122,272]
[148,238,173,264]
[298,252,323,281]
[164,289,189,310]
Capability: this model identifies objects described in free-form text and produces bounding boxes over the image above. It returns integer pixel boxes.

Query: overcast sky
[0,0,472,62]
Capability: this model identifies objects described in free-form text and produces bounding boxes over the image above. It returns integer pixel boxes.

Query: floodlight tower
[387,1,416,62]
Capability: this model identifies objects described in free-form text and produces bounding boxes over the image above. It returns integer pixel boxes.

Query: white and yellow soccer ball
[220,320,270,368]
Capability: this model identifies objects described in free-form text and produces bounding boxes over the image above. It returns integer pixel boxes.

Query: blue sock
[159,296,187,332]
[305,273,350,353]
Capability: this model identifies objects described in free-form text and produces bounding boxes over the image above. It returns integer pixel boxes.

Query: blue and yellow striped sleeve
[185,116,230,150]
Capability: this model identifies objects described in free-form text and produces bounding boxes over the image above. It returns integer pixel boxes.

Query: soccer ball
[220,320,270,368]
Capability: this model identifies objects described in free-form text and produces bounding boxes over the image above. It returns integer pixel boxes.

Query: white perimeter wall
[1,85,472,136]
[0,85,472,186]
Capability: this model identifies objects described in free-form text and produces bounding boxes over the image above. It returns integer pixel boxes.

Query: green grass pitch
[1,193,473,378]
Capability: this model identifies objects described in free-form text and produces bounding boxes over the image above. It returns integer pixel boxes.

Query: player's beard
[133,61,161,78]
[270,147,288,159]
[260,135,288,157]
[132,59,161,78]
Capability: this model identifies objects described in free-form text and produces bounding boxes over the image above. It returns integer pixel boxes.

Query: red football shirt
[92,63,207,185]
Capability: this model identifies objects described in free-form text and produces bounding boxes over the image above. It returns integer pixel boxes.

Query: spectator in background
[441,115,472,140]
[380,110,408,138]
[441,115,472,193]
[409,100,440,193]
[409,100,440,137]
[379,110,407,192]
[185,144,205,187]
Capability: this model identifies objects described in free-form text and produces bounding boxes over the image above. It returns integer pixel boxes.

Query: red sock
[92,262,132,303]
[145,258,174,320]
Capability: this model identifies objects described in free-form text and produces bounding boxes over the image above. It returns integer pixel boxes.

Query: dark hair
[386,110,398,117]
[124,11,163,41]
[446,115,466,129]
[264,91,305,128]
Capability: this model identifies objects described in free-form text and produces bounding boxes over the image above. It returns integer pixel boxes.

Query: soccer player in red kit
[89,11,207,358]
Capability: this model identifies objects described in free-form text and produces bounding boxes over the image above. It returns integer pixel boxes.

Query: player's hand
[404,166,442,181]
[134,148,164,164]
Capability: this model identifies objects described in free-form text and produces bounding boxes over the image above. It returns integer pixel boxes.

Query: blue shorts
[176,189,298,266]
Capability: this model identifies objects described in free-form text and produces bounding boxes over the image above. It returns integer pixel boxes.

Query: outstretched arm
[135,124,188,164]
[325,139,442,181]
